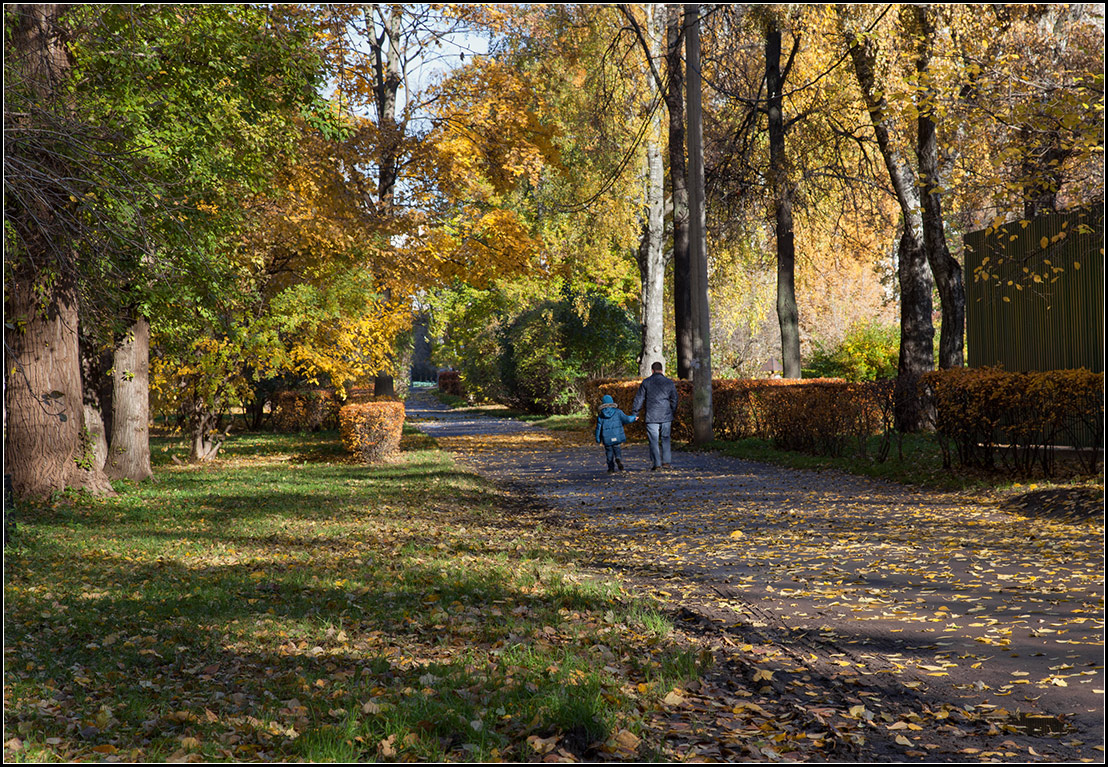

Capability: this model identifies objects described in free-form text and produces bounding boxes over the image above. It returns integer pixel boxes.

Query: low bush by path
[3,429,709,763]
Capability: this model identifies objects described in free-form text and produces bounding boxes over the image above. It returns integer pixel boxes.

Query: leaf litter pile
[4,408,1105,763]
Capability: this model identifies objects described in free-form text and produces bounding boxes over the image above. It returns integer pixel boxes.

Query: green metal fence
[964,207,1104,374]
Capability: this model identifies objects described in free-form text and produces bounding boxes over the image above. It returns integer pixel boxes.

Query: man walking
[631,361,678,470]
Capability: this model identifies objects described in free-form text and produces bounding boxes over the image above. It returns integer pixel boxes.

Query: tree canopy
[5,3,1103,495]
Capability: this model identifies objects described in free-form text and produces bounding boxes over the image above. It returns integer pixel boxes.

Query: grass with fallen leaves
[3,427,707,762]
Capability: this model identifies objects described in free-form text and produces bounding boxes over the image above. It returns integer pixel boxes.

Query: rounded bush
[340,401,405,463]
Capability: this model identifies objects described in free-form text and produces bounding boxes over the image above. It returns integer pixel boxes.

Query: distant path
[407,389,1104,762]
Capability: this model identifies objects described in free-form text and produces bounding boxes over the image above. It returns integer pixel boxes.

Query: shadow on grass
[3,442,641,761]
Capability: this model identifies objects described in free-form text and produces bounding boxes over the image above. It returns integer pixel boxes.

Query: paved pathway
[407,389,1104,761]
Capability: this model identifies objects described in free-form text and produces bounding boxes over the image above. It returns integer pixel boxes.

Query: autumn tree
[315,4,502,397]
[5,5,328,487]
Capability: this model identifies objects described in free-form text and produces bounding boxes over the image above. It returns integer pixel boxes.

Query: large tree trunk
[4,5,112,498]
[105,313,153,481]
[842,8,936,429]
[913,6,965,370]
[637,136,667,377]
[766,20,801,379]
[666,4,693,380]
[184,390,224,462]
[894,231,935,432]
[635,5,667,378]
[370,4,404,398]
[917,113,966,370]
[685,4,713,443]
[6,277,114,498]
[80,339,114,472]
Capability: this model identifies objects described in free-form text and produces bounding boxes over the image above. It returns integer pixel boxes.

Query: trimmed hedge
[339,400,406,464]
[437,370,465,398]
[920,367,1103,476]
[587,377,889,456]
[271,389,341,432]
[586,369,1102,476]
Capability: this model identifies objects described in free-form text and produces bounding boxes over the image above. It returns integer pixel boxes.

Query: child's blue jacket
[595,404,636,445]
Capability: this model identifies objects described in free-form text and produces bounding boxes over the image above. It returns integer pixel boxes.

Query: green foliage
[429,280,638,414]
[428,283,514,403]
[804,321,899,382]
[500,287,639,414]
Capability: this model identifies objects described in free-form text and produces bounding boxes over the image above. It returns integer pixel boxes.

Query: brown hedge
[919,367,1103,476]
[437,370,465,397]
[271,389,340,432]
[339,400,406,464]
[588,377,890,455]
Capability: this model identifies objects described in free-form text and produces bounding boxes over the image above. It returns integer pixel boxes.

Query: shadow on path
[408,389,1104,762]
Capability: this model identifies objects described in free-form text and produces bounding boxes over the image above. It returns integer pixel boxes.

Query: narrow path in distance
[407,389,1104,763]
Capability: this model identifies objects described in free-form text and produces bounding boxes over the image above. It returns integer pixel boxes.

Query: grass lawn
[3,426,703,762]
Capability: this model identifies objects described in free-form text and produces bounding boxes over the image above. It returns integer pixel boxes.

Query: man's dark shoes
[616,459,625,471]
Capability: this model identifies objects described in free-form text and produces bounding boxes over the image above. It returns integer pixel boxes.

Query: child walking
[595,394,637,473]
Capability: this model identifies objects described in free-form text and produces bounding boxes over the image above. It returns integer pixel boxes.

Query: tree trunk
[80,339,114,472]
[766,20,801,379]
[894,230,935,432]
[634,5,668,378]
[685,4,713,443]
[105,313,153,481]
[185,393,224,462]
[666,4,693,380]
[841,8,936,429]
[4,5,112,498]
[370,4,405,397]
[637,136,667,377]
[913,6,965,370]
[5,277,114,498]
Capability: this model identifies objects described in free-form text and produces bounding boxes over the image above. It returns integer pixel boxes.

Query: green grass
[3,427,699,762]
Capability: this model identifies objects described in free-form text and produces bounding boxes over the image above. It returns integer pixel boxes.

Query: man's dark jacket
[631,372,678,423]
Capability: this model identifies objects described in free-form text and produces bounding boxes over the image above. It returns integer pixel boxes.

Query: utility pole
[684,4,713,443]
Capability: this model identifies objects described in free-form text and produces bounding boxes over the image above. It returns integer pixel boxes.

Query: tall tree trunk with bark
[105,313,153,481]
[685,4,713,443]
[4,4,113,498]
[913,6,965,370]
[841,9,935,430]
[637,135,667,377]
[6,276,114,498]
[765,20,801,379]
[666,4,693,380]
[80,338,113,472]
[893,231,935,432]
[635,5,668,378]
[370,5,404,399]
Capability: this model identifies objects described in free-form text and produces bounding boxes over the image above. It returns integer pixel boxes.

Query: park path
[406,389,1104,762]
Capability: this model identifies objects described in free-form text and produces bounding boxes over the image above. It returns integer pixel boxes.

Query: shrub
[437,370,465,398]
[920,367,1103,476]
[754,380,891,458]
[271,389,340,432]
[343,386,376,404]
[805,321,899,382]
[500,290,638,414]
[339,400,405,464]
[592,376,894,459]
